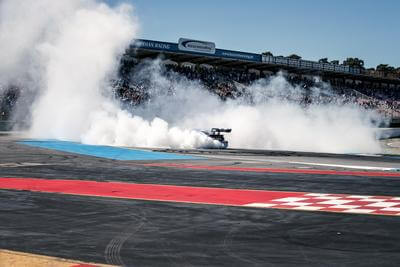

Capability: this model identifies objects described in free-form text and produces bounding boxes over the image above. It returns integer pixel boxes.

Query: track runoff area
[1,138,400,266]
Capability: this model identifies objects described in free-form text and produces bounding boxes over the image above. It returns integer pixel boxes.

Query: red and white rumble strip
[1,177,400,216]
[245,193,400,216]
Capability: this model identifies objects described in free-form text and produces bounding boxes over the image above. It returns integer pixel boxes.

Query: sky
[105,0,400,68]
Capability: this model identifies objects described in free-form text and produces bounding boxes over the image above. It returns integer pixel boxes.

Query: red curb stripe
[142,163,400,177]
[0,178,298,206]
[1,178,400,216]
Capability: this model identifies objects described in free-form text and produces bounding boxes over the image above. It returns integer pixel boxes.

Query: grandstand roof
[129,38,400,85]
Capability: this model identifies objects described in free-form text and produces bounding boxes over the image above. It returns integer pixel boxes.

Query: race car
[201,128,232,149]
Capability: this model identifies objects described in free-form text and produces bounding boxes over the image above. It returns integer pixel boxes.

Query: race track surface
[1,134,400,266]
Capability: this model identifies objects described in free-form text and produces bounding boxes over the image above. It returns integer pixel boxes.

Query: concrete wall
[376,128,400,139]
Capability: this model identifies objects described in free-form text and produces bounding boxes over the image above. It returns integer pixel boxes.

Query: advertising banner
[178,38,216,54]
[216,49,261,62]
[135,38,261,62]
[134,39,178,52]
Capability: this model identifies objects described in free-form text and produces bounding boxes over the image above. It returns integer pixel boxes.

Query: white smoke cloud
[0,0,222,149]
[28,1,138,140]
[0,1,81,85]
[81,105,223,149]
[0,0,383,153]
[122,62,382,154]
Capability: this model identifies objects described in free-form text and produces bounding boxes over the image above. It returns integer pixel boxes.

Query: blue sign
[133,39,363,75]
[216,49,261,62]
[133,39,262,63]
[134,39,179,52]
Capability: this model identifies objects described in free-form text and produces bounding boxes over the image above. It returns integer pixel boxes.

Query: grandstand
[119,38,400,122]
[2,38,400,127]
[129,38,400,84]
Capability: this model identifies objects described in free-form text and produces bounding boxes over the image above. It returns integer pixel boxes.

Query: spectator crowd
[0,86,19,121]
[115,62,400,119]
[1,62,400,122]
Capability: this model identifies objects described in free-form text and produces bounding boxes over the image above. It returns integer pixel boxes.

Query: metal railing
[262,55,361,75]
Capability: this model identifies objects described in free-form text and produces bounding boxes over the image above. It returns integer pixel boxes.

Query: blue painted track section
[20,140,198,160]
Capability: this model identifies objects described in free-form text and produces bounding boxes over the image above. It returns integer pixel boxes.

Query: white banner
[178,38,216,54]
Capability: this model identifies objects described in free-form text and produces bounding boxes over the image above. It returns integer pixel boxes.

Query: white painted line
[273,197,308,202]
[381,207,400,212]
[329,205,361,209]
[259,159,400,171]
[287,161,400,171]
[0,162,51,168]
[314,196,342,200]
[357,198,387,202]
[305,193,329,197]
[285,202,312,206]
[366,202,400,208]
[347,195,372,199]
[318,200,353,205]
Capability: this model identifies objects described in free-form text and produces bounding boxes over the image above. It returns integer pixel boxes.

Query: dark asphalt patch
[1,190,400,266]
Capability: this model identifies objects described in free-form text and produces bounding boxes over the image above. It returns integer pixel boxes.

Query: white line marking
[273,197,308,202]
[314,196,342,200]
[318,200,353,205]
[305,193,330,197]
[285,202,312,206]
[283,161,400,171]
[366,202,400,207]
[357,198,387,202]
[381,207,400,212]
[329,205,361,209]
[0,162,50,168]
[257,159,400,171]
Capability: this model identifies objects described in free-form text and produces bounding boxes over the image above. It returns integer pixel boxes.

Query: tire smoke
[0,0,383,153]
[121,61,382,153]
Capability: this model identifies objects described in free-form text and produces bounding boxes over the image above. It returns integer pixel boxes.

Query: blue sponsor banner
[134,39,179,52]
[216,49,261,62]
[133,39,262,63]
[134,39,362,74]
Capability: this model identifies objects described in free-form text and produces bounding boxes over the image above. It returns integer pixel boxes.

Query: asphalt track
[1,134,400,266]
